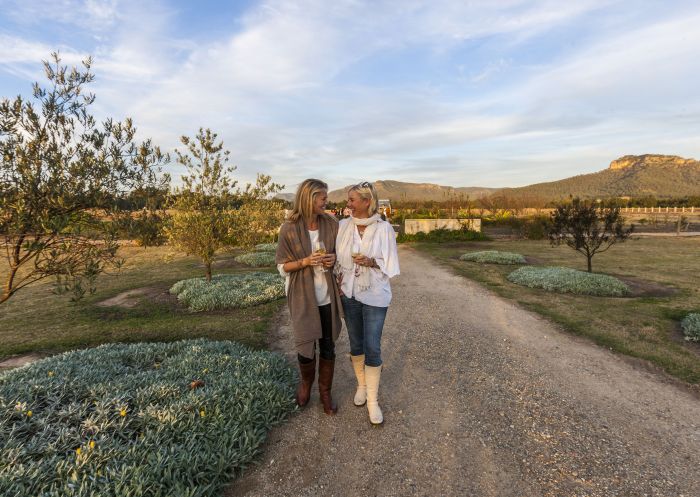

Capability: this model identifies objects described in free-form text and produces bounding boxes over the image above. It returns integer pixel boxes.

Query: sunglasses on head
[354,181,373,198]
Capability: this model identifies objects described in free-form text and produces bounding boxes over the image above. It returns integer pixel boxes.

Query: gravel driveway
[227,245,700,497]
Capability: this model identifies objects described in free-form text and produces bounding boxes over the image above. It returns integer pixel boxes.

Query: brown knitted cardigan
[275,214,343,358]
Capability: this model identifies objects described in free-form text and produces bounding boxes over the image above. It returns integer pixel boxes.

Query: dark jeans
[341,295,388,367]
[298,304,335,363]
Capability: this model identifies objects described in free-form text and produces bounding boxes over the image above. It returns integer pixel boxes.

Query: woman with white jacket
[335,181,400,424]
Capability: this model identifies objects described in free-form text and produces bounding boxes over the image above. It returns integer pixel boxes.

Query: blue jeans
[341,296,388,367]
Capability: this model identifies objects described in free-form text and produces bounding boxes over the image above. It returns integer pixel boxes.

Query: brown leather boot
[296,356,316,407]
[317,357,338,415]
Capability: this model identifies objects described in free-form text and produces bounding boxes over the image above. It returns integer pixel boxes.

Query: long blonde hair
[348,181,378,216]
[288,179,328,223]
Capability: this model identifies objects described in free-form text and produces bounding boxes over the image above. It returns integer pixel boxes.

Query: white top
[336,218,400,308]
[277,229,331,306]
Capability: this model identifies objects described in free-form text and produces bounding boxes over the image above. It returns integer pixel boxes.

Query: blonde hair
[348,181,378,216]
[288,179,328,223]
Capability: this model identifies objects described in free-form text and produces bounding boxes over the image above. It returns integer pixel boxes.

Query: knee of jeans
[364,352,382,367]
[364,343,381,364]
[348,341,364,356]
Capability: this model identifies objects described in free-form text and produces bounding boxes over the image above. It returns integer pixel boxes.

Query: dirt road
[228,246,699,497]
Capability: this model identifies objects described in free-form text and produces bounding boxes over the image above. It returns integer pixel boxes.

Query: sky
[1,0,700,194]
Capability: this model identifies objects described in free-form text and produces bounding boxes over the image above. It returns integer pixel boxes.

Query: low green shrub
[507,266,629,296]
[681,313,700,342]
[235,252,276,267]
[170,272,284,312]
[254,243,278,252]
[459,250,526,265]
[481,215,549,240]
[397,228,488,243]
[0,339,296,497]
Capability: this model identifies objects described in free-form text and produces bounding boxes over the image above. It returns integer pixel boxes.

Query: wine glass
[313,240,328,272]
[351,241,362,260]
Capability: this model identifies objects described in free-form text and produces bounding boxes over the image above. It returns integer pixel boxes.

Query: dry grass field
[0,245,284,361]
[415,236,700,384]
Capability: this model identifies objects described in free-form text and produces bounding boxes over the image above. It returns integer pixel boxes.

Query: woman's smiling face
[346,190,370,217]
[313,190,328,216]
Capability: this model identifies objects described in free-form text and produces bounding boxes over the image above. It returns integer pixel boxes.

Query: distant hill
[492,154,700,200]
[275,155,700,204]
[327,180,497,203]
[273,193,295,202]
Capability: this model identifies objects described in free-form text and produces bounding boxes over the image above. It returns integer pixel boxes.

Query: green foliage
[115,208,169,247]
[549,198,633,272]
[507,266,629,296]
[459,250,526,265]
[170,273,284,312]
[482,215,550,240]
[165,129,283,282]
[397,228,488,243]
[0,339,296,497]
[234,252,276,267]
[681,313,700,342]
[254,243,278,252]
[521,216,549,240]
[0,53,168,303]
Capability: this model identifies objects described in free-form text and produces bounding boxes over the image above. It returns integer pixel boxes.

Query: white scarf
[336,214,382,292]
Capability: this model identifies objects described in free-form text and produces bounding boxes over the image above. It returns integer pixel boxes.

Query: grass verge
[414,237,700,384]
[0,246,285,361]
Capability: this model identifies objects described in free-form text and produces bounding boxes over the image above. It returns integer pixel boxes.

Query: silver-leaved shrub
[0,339,296,497]
[234,252,276,267]
[681,313,700,342]
[507,266,629,296]
[170,272,284,312]
[459,250,526,265]
[254,243,278,252]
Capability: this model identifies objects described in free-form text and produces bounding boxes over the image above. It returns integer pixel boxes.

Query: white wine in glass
[313,240,328,272]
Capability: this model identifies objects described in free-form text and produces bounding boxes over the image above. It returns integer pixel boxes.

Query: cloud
[2,0,699,190]
[0,0,121,31]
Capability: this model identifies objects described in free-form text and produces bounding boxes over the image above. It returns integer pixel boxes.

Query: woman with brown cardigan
[275,179,344,415]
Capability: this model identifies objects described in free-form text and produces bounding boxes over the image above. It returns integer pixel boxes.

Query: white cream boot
[350,354,367,406]
[364,365,383,425]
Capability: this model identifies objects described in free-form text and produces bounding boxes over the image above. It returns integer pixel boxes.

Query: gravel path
[227,246,700,497]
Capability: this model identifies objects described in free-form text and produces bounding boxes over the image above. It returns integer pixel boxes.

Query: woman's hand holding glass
[352,254,375,267]
[322,253,336,268]
[312,240,334,272]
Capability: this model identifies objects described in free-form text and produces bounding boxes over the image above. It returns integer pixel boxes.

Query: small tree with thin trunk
[166,128,283,281]
[0,53,168,304]
[548,198,634,272]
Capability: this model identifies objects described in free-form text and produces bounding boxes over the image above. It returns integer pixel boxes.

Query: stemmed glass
[351,243,362,275]
[313,240,328,272]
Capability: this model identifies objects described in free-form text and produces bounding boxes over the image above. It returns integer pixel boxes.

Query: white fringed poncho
[335,216,400,307]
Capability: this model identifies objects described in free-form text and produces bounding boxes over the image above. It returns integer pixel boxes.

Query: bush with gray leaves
[507,266,629,297]
[0,339,296,497]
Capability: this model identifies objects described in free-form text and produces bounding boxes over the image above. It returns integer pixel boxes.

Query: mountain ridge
[275,155,700,203]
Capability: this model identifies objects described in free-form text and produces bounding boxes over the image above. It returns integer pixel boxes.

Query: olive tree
[548,198,634,272]
[166,128,282,281]
[0,53,168,303]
